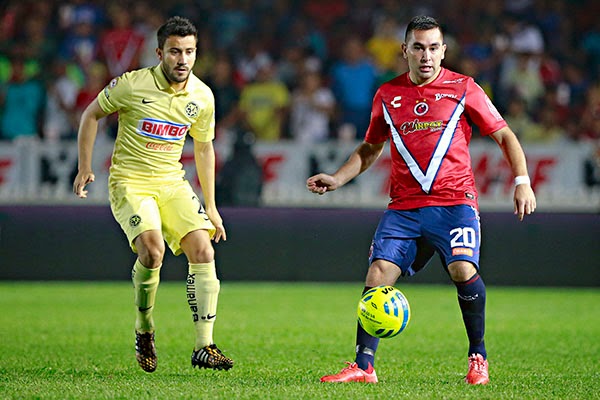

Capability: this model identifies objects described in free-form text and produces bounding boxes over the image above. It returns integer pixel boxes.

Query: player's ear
[156,48,163,61]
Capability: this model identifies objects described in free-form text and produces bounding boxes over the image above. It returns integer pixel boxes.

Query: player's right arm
[306,141,385,194]
[73,98,110,198]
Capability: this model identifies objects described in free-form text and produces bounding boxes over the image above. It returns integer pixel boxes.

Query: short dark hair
[157,16,198,49]
[405,15,442,41]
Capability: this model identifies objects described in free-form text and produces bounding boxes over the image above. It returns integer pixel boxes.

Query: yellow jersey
[97,65,215,184]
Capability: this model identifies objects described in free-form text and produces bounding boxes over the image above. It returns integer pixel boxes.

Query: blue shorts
[368,205,481,276]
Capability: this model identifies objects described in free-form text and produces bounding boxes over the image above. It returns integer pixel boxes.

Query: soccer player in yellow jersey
[73,16,233,373]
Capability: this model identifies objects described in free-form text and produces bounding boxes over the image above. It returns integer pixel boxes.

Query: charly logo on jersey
[185,102,199,118]
[391,96,402,108]
[137,118,189,141]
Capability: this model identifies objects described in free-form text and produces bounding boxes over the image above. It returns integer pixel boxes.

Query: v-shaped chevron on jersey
[383,94,466,194]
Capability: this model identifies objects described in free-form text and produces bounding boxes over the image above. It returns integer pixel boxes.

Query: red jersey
[365,68,506,210]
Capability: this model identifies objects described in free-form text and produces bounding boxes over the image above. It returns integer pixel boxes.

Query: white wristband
[514,176,531,186]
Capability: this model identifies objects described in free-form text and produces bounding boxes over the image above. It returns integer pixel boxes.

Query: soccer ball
[357,285,411,338]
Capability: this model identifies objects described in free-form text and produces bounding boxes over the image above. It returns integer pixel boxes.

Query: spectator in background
[579,81,600,142]
[22,12,56,67]
[43,59,79,141]
[584,140,600,191]
[193,28,218,81]
[205,53,241,137]
[59,18,99,71]
[98,3,144,77]
[527,107,567,143]
[216,130,263,207]
[238,54,290,141]
[366,16,403,75]
[277,44,309,91]
[283,17,328,62]
[135,7,165,68]
[74,62,110,138]
[302,0,349,33]
[504,96,540,142]
[290,69,336,144]
[582,19,600,79]
[503,52,545,112]
[58,0,105,33]
[495,12,545,110]
[210,0,251,53]
[0,53,45,140]
[236,37,271,84]
[330,35,378,139]
[561,62,591,114]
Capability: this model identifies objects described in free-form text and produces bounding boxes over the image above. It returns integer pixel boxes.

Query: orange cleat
[465,353,489,385]
[320,362,378,383]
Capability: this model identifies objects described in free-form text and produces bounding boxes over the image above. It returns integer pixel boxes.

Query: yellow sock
[132,259,161,333]
[187,261,220,350]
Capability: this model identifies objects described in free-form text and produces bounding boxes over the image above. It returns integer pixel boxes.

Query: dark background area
[1,205,598,287]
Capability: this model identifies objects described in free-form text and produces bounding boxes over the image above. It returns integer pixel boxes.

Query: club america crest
[185,102,199,118]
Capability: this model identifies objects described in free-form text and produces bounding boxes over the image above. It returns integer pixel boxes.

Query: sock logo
[186,273,199,322]
[202,314,216,320]
[458,293,479,301]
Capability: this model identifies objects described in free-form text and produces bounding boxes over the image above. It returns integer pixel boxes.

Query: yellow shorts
[109,179,216,256]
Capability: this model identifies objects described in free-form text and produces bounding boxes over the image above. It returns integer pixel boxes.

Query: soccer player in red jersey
[307,15,536,385]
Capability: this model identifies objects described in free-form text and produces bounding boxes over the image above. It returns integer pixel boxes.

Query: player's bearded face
[403,28,446,85]
[158,35,197,84]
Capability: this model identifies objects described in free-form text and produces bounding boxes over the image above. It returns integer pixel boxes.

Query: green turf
[0,282,598,399]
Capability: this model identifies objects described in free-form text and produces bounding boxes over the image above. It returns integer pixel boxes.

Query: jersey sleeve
[364,87,389,144]
[96,74,132,114]
[464,78,507,136]
[188,87,216,143]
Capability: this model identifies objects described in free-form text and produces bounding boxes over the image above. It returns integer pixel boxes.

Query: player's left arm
[193,139,226,242]
[490,126,537,220]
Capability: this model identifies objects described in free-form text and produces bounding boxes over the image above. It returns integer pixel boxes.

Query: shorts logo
[452,247,473,256]
[129,214,142,227]
[185,102,199,118]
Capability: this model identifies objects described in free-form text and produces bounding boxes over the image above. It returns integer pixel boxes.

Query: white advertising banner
[0,137,598,211]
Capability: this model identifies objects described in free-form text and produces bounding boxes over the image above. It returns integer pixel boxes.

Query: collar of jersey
[152,64,195,95]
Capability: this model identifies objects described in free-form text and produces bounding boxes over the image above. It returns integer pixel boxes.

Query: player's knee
[186,245,214,264]
[448,261,477,282]
[138,249,164,269]
[365,259,401,286]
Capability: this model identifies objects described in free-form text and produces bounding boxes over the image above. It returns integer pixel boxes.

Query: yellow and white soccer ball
[357,285,411,338]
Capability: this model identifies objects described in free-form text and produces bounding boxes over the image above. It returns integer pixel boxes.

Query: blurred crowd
[0,0,599,146]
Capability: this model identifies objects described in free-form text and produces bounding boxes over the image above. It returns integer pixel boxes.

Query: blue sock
[455,273,487,359]
[355,286,380,370]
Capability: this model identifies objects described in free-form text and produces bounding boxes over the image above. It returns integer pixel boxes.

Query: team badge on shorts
[185,102,199,118]
[129,214,142,227]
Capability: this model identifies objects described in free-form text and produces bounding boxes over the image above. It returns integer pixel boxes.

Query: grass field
[0,282,598,399]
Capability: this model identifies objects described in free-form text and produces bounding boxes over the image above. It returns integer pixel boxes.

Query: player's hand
[206,208,227,243]
[73,170,95,198]
[514,184,536,221]
[306,173,339,195]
